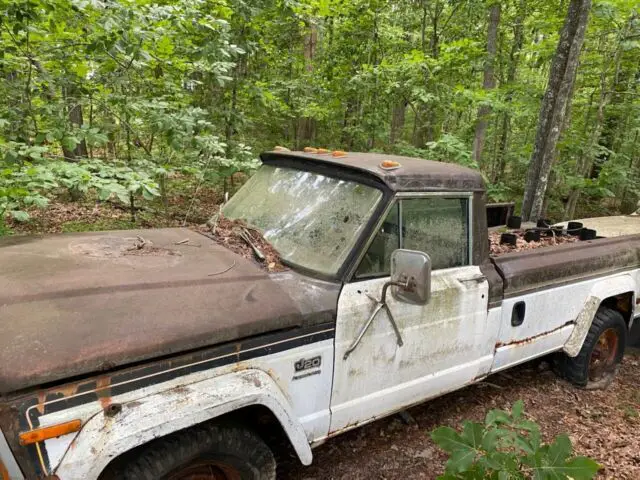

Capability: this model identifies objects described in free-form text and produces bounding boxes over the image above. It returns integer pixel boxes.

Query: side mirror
[390,249,432,305]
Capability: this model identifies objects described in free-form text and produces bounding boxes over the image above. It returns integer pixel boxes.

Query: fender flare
[563,274,636,357]
[55,369,312,480]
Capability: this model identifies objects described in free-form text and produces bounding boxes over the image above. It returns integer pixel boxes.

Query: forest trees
[0,0,639,230]
[521,0,592,222]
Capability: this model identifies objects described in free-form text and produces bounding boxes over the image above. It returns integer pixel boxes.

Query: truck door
[329,194,494,433]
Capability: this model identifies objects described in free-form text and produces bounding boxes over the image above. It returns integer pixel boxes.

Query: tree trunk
[564,13,634,219]
[63,84,88,159]
[472,3,501,167]
[521,0,592,222]
[493,0,525,182]
[296,22,317,149]
[390,101,407,145]
[564,76,607,220]
[413,0,441,148]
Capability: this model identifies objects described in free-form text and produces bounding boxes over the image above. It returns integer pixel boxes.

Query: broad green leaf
[431,426,470,453]
[532,456,600,480]
[142,186,157,200]
[515,420,540,432]
[446,446,477,474]
[462,422,484,450]
[61,136,79,151]
[559,456,601,479]
[514,435,535,456]
[98,189,112,201]
[481,428,499,452]
[486,409,511,426]
[512,400,524,420]
[10,210,30,222]
[547,434,572,466]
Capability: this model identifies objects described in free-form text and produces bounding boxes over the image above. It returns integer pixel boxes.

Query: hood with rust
[0,228,338,395]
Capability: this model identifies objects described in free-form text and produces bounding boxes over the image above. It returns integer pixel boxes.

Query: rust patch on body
[36,391,47,415]
[328,418,365,437]
[495,320,574,349]
[96,376,112,409]
[170,385,190,395]
[244,373,263,388]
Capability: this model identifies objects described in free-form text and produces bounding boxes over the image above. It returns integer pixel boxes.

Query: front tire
[112,423,276,480]
[554,306,627,389]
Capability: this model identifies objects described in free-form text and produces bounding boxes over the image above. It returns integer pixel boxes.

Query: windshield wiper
[240,228,266,262]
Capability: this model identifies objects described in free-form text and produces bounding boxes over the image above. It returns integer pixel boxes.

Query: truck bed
[557,215,640,238]
[491,234,640,297]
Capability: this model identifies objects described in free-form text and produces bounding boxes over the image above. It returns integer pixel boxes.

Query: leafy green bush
[0,160,53,227]
[431,400,600,479]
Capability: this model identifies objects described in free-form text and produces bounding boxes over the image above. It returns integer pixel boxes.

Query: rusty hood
[0,228,335,395]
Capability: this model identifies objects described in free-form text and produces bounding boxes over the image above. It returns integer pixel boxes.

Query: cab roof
[260,150,485,193]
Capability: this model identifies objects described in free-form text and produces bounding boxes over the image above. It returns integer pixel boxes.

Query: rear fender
[55,369,312,480]
[563,274,636,357]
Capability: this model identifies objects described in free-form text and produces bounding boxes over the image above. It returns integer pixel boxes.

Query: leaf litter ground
[278,350,640,479]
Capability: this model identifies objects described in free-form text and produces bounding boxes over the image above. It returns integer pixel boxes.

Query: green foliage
[0,0,639,225]
[431,401,601,479]
[0,157,52,225]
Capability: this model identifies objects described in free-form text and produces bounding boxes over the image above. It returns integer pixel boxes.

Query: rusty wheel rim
[166,460,242,480]
[588,328,619,382]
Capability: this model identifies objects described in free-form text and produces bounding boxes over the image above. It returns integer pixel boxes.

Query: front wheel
[554,306,627,389]
[110,423,276,480]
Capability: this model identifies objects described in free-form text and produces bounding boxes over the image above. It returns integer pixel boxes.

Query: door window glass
[355,204,400,278]
[402,198,469,270]
[355,197,469,278]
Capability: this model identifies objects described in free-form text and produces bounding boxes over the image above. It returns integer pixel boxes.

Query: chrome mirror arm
[343,279,409,360]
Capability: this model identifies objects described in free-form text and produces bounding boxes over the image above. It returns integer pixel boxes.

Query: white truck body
[1,151,638,479]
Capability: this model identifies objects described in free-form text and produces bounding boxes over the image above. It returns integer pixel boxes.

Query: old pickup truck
[1,151,639,480]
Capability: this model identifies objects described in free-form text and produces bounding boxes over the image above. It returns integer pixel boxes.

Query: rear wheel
[110,423,276,480]
[554,306,627,389]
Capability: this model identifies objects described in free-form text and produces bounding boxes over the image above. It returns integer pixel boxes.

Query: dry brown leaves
[193,214,286,272]
[7,199,285,273]
[279,352,640,480]
[490,230,579,256]
[7,202,131,234]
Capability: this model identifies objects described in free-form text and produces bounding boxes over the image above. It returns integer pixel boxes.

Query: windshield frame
[240,156,394,282]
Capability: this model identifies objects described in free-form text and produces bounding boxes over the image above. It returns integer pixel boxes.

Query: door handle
[511,301,526,327]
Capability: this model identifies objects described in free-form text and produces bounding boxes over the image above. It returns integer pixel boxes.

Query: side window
[355,204,400,278]
[355,197,469,278]
[402,197,469,270]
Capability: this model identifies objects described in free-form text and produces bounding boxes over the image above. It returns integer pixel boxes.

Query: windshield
[222,165,383,276]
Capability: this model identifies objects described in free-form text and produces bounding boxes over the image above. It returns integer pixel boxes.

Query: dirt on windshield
[193,214,287,272]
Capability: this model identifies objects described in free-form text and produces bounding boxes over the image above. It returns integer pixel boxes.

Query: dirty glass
[402,197,469,270]
[222,165,383,276]
[355,204,400,278]
[355,197,469,278]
